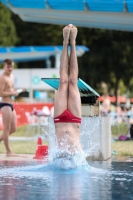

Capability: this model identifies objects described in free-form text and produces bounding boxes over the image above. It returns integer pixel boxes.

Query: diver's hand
[12,90,19,96]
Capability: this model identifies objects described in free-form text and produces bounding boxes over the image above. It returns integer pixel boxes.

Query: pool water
[0,160,132,200]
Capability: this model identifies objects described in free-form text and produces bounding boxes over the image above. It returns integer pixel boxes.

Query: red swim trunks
[54,109,81,123]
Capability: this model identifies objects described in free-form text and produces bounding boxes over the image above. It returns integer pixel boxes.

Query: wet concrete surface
[0,154,132,162]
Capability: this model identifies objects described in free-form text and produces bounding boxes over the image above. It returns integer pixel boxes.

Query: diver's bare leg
[54,26,70,117]
[68,25,81,117]
[9,110,17,135]
[0,107,14,155]
[69,25,78,78]
[0,110,16,142]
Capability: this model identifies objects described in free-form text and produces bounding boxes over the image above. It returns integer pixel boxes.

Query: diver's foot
[63,25,70,44]
[70,24,78,44]
[6,151,20,157]
[6,151,28,158]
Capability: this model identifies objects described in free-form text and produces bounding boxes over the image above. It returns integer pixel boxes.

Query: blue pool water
[0,160,132,200]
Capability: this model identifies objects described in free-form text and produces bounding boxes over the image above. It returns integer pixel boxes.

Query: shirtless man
[0,59,20,156]
[54,24,83,157]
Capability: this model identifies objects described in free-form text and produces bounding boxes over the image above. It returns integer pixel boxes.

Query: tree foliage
[77,28,133,99]
[0,3,18,46]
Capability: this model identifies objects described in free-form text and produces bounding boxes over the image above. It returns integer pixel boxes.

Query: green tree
[11,14,64,68]
[77,28,133,104]
[0,3,18,46]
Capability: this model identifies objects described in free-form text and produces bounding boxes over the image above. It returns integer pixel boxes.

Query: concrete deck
[0,154,132,162]
[0,154,35,161]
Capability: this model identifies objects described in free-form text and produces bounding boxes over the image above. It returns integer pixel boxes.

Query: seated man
[53,24,83,160]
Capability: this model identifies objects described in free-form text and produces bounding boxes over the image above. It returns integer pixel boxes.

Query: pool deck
[0,154,35,161]
[0,137,132,162]
[0,154,132,162]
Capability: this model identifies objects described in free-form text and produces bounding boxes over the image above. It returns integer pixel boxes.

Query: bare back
[54,122,82,153]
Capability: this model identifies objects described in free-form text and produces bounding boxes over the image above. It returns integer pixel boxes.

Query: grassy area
[0,139,132,156]
[111,122,128,138]
[112,141,133,156]
[0,125,30,138]
[0,124,132,156]
[11,125,28,137]
[111,122,133,156]
[0,141,37,154]
[0,125,48,154]
[10,125,45,137]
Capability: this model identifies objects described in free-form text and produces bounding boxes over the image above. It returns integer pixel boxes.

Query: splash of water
[41,117,102,169]
[80,117,101,157]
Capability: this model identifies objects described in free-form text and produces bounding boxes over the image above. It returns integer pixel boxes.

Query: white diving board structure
[41,78,99,97]
[41,78,100,106]
[1,0,133,32]
[0,46,89,68]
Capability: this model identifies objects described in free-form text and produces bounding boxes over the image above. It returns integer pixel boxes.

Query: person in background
[101,94,111,116]
[0,59,24,156]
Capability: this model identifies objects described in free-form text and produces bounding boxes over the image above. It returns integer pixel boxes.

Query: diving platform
[41,78,100,116]
[41,78,100,97]
[0,46,88,67]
